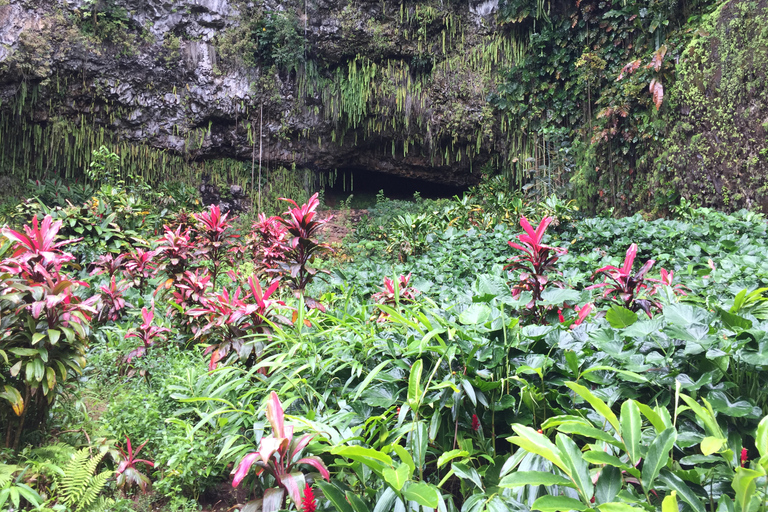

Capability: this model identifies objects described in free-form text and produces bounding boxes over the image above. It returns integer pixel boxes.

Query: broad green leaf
[658,470,706,512]
[680,395,723,438]
[437,449,469,468]
[402,482,440,508]
[558,422,621,447]
[346,491,370,512]
[566,382,620,433]
[352,360,391,400]
[598,503,642,512]
[407,359,423,409]
[595,466,622,505]
[732,467,765,512]
[581,366,648,384]
[662,492,678,512]
[372,487,398,512]
[392,445,415,475]
[636,402,668,434]
[757,416,768,460]
[701,436,726,456]
[557,433,593,501]
[499,471,574,488]
[620,400,642,466]
[47,329,61,345]
[383,464,410,492]
[452,462,483,490]
[508,425,567,475]
[532,495,587,512]
[459,304,491,325]
[315,482,354,512]
[642,427,677,493]
[606,306,637,329]
[582,451,631,471]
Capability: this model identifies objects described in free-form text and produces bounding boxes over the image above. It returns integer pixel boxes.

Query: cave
[321,168,469,208]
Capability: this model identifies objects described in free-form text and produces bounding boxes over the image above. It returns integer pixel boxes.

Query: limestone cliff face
[0,0,509,186]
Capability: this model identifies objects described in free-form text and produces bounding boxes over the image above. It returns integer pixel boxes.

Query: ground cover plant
[2,164,768,511]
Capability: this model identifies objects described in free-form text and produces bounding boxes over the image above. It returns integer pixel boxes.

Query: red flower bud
[741,447,749,467]
[301,483,316,512]
[471,414,480,432]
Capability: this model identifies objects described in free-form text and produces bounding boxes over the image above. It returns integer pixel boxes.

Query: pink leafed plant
[116,435,155,494]
[231,392,329,512]
[587,243,660,317]
[1,215,79,282]
[505,216,567,319]
[95,276,131,323]
[124,307,171,362]
[194,204,238,288]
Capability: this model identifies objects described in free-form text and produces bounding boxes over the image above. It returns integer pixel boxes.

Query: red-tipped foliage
[124,248,156,291]
[371,274,418,322]
[587,243,660,317]
[154,226,194,293]
[194,204,238,288]
[90,253,127,279]
[505,217,567,318]
[1,215,79,282]
[116,435,155,494]
[276,193,332,295]
[188,276,287,370]
[232,392,329,512]
[250,213,289,271]
[125,307,171,362]
[95,276,131,323]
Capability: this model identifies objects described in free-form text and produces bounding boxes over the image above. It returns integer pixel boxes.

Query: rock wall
[0,0,514,187]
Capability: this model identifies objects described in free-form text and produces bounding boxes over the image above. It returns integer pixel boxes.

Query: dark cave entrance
[321,168,468,208]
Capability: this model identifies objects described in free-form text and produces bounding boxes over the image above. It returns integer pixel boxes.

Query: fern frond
[0,464,18,488]
[30,442,76,464]
[75,471,112,512]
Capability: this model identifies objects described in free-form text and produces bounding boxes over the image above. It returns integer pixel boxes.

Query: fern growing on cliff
[56,449,114,512]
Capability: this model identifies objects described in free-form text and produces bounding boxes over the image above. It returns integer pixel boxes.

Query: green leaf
[558,422,621,447]
[662,492,678,512]
[47,329,61,345]
[557,434,593,502]
[756,416,768,460]
[382,464,410,492]
[732,467,765,512]
[402,482,440,508]
[459,304,492,325]
[437,449,468,468]
[352,360,391,400]
[658,470,706,512]
[582,451,631,471]
[595,466,622,505]
[532,495,587,512]
[620,400,642,466]
[407,359,423,410]
[701,436,726,456]
[598,503,642,512]
[345,491,371,512]
[565,382,620,433]
[499,471,574,488]
[372,487,398,512]
[606,306,637,329]
[391,445,415,476]
[316,481,354,512]
[642,427,677,493]
[452,462,483,490]
[508,425,567,475]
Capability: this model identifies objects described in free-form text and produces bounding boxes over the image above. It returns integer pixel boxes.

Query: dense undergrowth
[2,162,768,512]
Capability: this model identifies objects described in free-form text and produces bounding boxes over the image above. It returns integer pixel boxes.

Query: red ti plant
[2,215,79,282]
[95,276,132,323]
[124,307,171,362]
[250,213,289,272]
[89,253,127,279]
[587,243,660,317]
[188,276,286,370]
[123,248,156,292]
[505,216,567,319]
[154,226,194,294]
[168,269,213,333]
[276,193,332,301]
[232,392,329,512]
[116,435,155,494]
[371,274,419,322]
[194,204,238,289]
